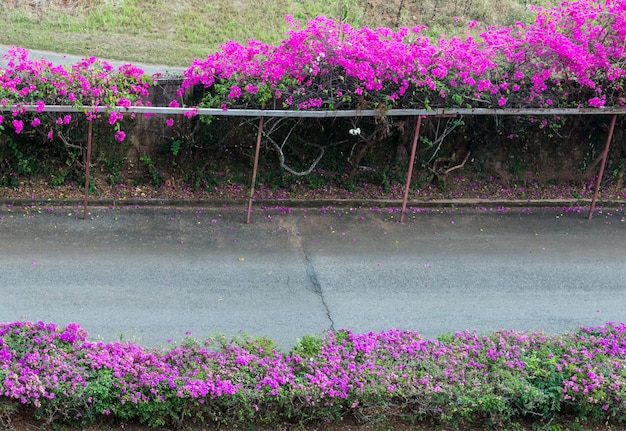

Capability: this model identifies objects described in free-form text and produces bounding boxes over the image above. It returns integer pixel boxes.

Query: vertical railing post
[400,116,422,223]
[246,116,264,224]
[83,119,93,221]
[588,114,618,220]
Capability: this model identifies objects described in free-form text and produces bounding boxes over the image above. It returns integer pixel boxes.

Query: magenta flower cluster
[0,46,154,141]
[2,320,626,428]
[181,0,626,111]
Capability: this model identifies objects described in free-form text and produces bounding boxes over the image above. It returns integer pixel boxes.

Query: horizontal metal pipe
[2,105,626,117]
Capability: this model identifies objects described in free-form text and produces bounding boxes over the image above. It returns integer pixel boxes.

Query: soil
[3,413,619,431]
[2,406,620,431]
[2,169,624,207]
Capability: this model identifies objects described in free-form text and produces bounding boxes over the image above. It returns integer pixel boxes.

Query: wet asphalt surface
[1,202,625,351]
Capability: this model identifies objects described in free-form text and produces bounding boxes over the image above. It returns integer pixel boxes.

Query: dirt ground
[3,415,620,431]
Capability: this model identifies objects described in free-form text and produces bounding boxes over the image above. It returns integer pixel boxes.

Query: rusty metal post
[400,116,422,223]
[588,114,618,220]
[246,116,264,224]
[83,119,93,221]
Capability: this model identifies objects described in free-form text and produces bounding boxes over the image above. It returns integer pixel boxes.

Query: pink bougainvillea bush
[0,0,623,144]
[2,320,626,429]
[0,0,624,134]
[0,46,154,141]
[181,0,626,111]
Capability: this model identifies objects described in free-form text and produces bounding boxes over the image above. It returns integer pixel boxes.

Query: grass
[0,0,556,66]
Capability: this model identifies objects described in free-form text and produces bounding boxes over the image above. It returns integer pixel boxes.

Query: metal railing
[1,104,623,222]
[4,105,626,116]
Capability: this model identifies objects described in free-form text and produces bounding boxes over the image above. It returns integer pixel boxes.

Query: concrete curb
[1,197,625,210]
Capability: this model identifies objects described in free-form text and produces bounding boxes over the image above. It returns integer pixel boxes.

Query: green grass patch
[0,0,556,66]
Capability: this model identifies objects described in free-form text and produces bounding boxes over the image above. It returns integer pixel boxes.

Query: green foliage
[96,136,128,185]
[436,332,456,343]
[139,155,164,188]
[291,334,323,357]
[255,168,287,190]
[232,334,278,355]
[169,138,182,157]
[184,167,225,192]
[34,367,118,427]
[0,399,18,429]
[49,168,70,187]
[509,153,529,177]
[305,171,328,189]
[4,137,34,176]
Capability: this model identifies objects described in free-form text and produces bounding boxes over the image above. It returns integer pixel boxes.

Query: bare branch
[582,151,606,180]
[57,131,84,151]
[425,116,463,165]
[264,116,290,135]
[443,151,471,175]
[265,122,325,176]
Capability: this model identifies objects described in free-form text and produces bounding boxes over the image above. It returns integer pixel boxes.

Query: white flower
[349,127,361,136]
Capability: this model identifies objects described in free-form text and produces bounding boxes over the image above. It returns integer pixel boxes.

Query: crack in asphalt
[301,247,335,331]
[278,218,335,331]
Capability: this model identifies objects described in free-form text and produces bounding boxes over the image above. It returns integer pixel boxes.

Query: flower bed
[2,321,626,429]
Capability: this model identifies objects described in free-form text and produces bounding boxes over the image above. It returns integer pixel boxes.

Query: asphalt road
[1,202,625,351]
